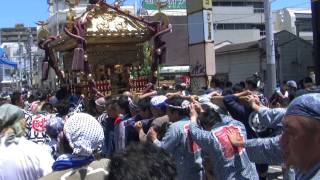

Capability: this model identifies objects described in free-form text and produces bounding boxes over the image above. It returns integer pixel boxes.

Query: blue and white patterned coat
[189,117,259,180]
[257,107,286,136]
[154,117,204,180]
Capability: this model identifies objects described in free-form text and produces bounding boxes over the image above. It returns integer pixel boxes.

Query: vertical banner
[203,10,214,43]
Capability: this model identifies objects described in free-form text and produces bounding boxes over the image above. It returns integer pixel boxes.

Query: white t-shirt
[0,136,54,180]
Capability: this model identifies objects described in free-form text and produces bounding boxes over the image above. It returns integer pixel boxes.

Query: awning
[0,59,18,69]
[160,66,190,74]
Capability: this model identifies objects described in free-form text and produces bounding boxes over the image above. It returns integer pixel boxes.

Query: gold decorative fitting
[86,10,150,36]
[153,12,170,28]
[48,2,155,51]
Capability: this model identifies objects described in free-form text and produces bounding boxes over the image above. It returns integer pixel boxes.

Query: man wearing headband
[114,95,132,152]
[0,104,54,180]
[189,103,259,180]
[148,96,203,180]
[281,93,320,179]
[135,95,169,142]
[41,113,109,180]
[125,97,152,145]
[95,97,108,123]
[228,93,320,179]
[101,100,119,157]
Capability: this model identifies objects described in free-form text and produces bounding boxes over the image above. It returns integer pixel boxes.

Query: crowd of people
[0,75,320,180]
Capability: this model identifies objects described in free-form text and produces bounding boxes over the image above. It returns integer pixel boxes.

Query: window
[213,2,220,6]
[235,24,246,29]
[254,8,264,13]
[260,31,266,36]
[252,2,264,8]
[296,18,312,32]
[216,24,224,30]
[212,1,264,13]
[4,69,12,77]
[215,23,265,31]
[220,2,232,6]
[232,2,244,6]
[224,24,235,29]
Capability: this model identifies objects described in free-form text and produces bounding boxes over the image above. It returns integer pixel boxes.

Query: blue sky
[0,0,311,28]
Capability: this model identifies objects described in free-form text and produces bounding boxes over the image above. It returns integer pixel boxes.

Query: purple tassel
[42,62,49,80]
[72,47,85,71]
[84,61,90,74]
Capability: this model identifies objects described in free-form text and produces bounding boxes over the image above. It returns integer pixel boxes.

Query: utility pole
[264,0,276,97]
[18,33,22,90]
[312,0,320,85]
[27,28,33,88]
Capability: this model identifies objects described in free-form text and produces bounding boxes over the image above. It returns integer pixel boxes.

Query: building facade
[212,0,265,44]
[0,24,39,89]
[0,48,18,91]
[215,31,314,85]
[273,8,312,43]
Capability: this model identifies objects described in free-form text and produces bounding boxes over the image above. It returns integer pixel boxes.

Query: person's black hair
[108,142,177,180]
[198,109,222,128]
[175,84,186,91]
[303,77,313,84]
[55,87,69,101]
[239,81,246,89]
[161,85,169,91]
[107,99,119,110]
[41,102,54,113]
[118,95,131,116]
[211,77,223,88]
[55,100,70,117]
[89,0,100,4]
[137,97,152,112]
[232,84,244,93]
[222,88,233,96]
[226,81,233,88]
[10,91,21,106]
[245,76,258,89]
[200,104,214,113]
[28,94,36,103]
[165,96,189,117]
[37,92,48,102]
[104,96,113,107]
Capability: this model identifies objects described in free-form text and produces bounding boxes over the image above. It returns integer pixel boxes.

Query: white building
[212,0,265,44]
[273,8,312,42]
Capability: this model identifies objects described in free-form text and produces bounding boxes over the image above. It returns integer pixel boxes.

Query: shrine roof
[48,2,156,51]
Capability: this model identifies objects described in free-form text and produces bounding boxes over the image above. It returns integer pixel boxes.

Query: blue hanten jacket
[124,115,142,145]
[257,107,286,136]
[189,117,259,180]
[223,95,257,139]
[245,135,320,180]
[245,135,283,165]
[154,117,203,180]
[100,117,115,157]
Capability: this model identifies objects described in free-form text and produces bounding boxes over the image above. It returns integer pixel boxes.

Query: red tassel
[72,47,85,71]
